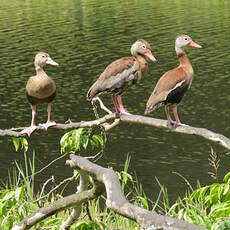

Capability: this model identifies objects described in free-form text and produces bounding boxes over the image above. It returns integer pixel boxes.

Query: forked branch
[13,155,204,230]
[0,113,229,150]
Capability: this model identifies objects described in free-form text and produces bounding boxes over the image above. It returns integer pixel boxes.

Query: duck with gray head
[145,35,202,127]
[20,52,59,136]
[87,39,156,115]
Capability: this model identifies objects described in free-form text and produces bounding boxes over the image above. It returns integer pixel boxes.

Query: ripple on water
[0,0,229,200]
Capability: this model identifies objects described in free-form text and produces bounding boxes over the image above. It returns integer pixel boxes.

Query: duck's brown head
[131,39,156,62]
[175,35,202,54]
[34,52,59,69]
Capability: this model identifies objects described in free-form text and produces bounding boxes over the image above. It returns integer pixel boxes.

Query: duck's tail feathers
[144,102,164,115]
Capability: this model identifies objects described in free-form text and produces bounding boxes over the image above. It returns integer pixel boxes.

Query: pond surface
[0,0,230,201]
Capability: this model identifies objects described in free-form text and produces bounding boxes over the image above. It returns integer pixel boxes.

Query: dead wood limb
[12,181,104,230]
[66,154,204,230]
[1,113,229,150]
[13,155,203,230]
[0,113,117,137]
[61,170,90,230]
[120,115,230,150]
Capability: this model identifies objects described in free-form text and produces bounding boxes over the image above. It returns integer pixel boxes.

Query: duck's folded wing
[145,67,187,113]
[87,57,138,99]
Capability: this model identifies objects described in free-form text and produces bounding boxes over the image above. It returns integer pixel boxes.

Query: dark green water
[0,0,230,201]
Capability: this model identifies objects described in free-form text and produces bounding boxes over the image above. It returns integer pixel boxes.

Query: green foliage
[2,149,230,230]
[156,170,230,230]
[60,128,104,155]
[116,154,133,191]
[0,152,38,229]
[74,220,104,229]
[0,153,140,229]
[12,137,28,153]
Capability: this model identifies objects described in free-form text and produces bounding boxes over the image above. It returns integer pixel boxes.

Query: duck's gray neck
[175,46,184,56]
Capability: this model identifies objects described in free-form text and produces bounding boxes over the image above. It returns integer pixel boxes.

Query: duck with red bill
[87,39,156,115]
[145,35,202,127]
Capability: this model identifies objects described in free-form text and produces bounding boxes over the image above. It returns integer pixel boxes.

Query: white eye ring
[184,37,188,41]
[142,44,146,49]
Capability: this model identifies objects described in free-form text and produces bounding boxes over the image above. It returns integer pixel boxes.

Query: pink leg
[39,103,56,130]
[165,105,175,126]
[112,95,120,113]
[117,95,131,115]
[173,105,181,126]
[31,105,36,126]
[20,105,37,137]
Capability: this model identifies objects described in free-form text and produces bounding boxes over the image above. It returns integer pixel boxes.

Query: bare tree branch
[92,97,113,114]
[66,154,204,230]
[120,115,230,150]
[61,170,90,230]
[1,113,230,150]
[13,155,203,230]
[12,181,104,230]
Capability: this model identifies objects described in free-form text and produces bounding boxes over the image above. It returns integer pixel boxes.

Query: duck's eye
[142,44,146,49]
[42,55,45,58]
[184,37,188,41]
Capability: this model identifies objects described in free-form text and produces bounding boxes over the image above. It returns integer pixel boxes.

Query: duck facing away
[87,39,156,115]
[21,52,59,136]
[145,35,201,126]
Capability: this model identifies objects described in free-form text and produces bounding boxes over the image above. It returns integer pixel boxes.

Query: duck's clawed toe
[20,125,37,137]
[119,109,131,116]
[167,121,188,129]
[39,121,56,130]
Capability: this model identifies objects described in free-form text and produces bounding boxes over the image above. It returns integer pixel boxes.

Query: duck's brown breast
[26,91,56,105]
[26,75,56,99]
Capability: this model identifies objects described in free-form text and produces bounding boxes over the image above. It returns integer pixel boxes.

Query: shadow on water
[0,0,230,201]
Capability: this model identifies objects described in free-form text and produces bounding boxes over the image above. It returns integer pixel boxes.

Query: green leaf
[60,132,71,147]
[12,137,20,152]
[60,128,87,155]
[15,187,22,202]
[21,138,28,153]
[75,221,101,230]
[73,128,84,152]
[71,129,77,149]
[60,131,73,154]
[93,134,103,147]
[81,133,89,149]
[90,134,103,149]
[224,172,230,183]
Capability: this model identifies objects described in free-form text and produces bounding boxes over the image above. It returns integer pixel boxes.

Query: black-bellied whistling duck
[145,35,202,126]
[87,39,156,115]
[20,52,59,136]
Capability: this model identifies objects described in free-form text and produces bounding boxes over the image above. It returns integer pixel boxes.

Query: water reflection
[0,0,229,200]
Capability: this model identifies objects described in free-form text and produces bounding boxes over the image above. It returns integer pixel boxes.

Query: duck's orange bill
[189,40,202,48]
[145,49,157,62]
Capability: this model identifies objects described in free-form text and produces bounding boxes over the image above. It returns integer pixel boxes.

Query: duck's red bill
[189,40,202,48]
[145,49,157,62]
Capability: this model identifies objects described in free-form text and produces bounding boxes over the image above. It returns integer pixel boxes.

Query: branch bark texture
[12,182,104,230]
[13,155,204,230]
[1,113,230,150]
[61,170,89,230]
[67,154,204,230]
